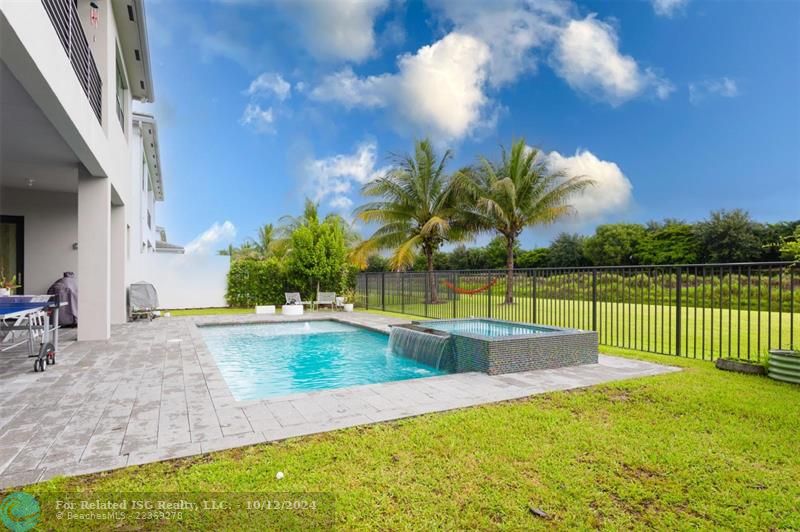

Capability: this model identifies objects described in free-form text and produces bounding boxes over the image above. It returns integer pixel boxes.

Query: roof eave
[114,0,155,102]
[134,0,155,102]
[132,113,164,201]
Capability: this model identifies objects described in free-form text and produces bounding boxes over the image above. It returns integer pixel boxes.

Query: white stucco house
[0,0,206,342]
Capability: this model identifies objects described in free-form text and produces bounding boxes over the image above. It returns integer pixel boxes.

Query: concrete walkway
[0,311,679,488]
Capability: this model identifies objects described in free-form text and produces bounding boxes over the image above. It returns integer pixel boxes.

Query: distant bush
[226,258,287,307]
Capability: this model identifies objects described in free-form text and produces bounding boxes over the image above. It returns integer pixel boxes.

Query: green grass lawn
[372,296,798,360]
[13,349,800,530]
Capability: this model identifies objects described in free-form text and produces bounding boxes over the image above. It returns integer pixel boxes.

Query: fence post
[452,272,457,319]
[381,272,386,311]
[532,270,537,323]
[487,272,492,318]
[424,273,429,317]
[401,273,405,314]
[675,267,682,357]
[365,274,369,310]
[592,269,598,332]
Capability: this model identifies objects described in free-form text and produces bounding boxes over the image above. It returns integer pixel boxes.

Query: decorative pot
[343,303,354,312]
[282,304,304,316]
[0,288,9,297]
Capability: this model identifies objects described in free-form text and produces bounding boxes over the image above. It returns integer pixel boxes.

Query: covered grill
[128,281,159,321]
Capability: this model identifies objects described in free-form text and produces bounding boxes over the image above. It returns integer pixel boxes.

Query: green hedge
[226,258,288,307]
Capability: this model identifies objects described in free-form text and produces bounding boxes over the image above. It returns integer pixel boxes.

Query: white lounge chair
[314,292,336,311]
[284,292,311,307]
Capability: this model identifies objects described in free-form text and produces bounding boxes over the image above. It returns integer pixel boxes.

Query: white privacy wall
[133,253,230,309]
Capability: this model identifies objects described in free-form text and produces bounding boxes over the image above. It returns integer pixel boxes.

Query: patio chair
[314,292,336,311]
[284,292,311,307]
[334,296,346,311]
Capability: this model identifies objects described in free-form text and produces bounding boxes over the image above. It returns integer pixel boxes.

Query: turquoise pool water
[201,321,447,400]
[420,319,556,337]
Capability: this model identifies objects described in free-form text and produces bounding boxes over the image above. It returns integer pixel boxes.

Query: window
[115,50,127,131]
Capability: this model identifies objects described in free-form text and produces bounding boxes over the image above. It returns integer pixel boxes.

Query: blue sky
[139,0,800,251]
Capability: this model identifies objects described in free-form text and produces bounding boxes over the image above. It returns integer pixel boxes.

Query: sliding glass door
[0,215,24,294]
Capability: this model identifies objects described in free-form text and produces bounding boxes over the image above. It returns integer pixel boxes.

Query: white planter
[0,288,8,297]
[282,304,304,316]
[343,303,354,312]
[255,305,276,315]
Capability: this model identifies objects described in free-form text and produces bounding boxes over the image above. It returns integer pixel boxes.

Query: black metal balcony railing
[42,0,102,123]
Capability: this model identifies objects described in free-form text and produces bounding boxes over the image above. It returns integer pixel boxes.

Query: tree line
[363,210,799,273]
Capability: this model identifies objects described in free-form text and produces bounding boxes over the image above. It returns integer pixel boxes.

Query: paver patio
[0,311,678,488]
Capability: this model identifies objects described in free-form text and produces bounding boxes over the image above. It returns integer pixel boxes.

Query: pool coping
[0,312,680,489]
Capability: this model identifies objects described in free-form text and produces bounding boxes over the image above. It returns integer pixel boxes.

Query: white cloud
[395,33,492,139]
[689,77,739,104]
[305,141,389,210]
[542,149,633,220]
[329,196,354,210]
[429,0,569,87]
[281,0,390,62]
[310,33,493,140]
[310,68,390,109]
[308,2,671,137]
[553,15,673,105]
[239,103,275,133]
[652,0,689,17]
[185,221,237,255]
[245,72,291,100]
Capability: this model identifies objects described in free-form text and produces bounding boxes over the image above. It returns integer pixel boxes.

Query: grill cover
[129,282,159,311]
[47,272,78,326]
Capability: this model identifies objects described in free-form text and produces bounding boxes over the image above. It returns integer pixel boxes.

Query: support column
[78,171,111,341]
[110,203,126,324]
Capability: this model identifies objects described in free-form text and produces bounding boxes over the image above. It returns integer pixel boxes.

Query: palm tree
[353,139,463,304]
[252,223,279,258]
[277,198,359,258]
[457,139,593,304]
[217,241,260,260]
[217,244,236,258]
[218,224,278,260]
[278,198,320,236]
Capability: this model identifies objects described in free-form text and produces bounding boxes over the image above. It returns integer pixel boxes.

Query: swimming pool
[420,319,556,338]
[200,321,447,400]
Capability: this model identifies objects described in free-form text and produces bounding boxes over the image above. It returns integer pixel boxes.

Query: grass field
[368,295,798,361]
[13,349,800,530]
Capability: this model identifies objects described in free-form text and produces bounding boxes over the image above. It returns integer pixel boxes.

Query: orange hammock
[441,277,498,295]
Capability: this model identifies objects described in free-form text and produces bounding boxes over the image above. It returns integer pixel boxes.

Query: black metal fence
[356,262,798,361]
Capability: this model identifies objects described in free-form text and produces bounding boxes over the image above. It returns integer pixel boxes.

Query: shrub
[225,258,287,307]
[285,218,350,295]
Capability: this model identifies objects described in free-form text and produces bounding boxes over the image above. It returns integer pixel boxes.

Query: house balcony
[41,0,102,123]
